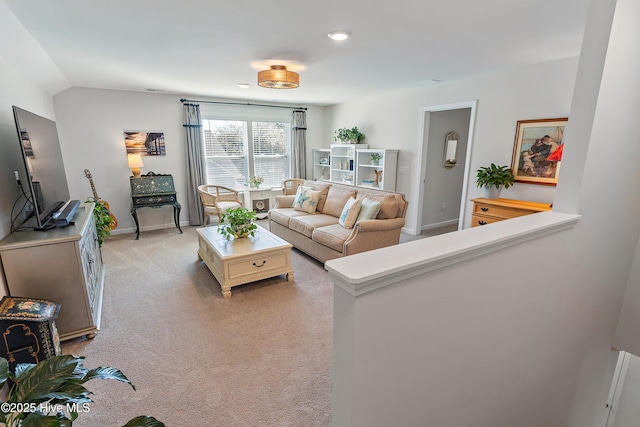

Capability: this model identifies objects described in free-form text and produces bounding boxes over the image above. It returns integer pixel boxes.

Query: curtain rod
[180,98,307,111]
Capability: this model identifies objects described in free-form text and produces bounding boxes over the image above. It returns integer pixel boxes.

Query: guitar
[84,169,118,229]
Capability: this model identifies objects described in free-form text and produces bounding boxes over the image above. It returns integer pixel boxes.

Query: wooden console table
[471,197,552,227]
[130,172,182,239]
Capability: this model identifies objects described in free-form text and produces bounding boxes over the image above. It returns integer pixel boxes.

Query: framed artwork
[124,131,166,156]
[511,118,567,185]
[319,157,328,164]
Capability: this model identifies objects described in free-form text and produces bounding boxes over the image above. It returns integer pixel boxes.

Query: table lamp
[128,153,144,178]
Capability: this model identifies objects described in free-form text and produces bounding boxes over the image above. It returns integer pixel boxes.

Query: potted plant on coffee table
[475,163,515,199]
[217,207,257,240]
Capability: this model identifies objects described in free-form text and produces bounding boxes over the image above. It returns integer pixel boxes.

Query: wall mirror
[443,131,459,168]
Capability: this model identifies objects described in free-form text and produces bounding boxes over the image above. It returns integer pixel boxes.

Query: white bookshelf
[355,149,398,191]
[329,144,368,185]
[312,148,331,180]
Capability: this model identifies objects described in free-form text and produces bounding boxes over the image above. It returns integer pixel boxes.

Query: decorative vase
[231,224,253,239]
[484,186,502,199]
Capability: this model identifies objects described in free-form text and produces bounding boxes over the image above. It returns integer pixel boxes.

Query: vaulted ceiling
[3,0,591,106]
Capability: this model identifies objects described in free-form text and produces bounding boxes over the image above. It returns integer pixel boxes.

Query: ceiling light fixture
[257,65,300,89]
[237,83,250,89]
[328,30,351,41]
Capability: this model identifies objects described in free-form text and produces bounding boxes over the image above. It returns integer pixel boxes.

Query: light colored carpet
[61,222,332,426]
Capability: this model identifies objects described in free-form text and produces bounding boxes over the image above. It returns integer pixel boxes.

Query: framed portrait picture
[511,118,568,185]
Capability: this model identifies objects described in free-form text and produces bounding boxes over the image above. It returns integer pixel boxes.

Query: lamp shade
[127,153,144,168]
[128,153,144,178]
[257,65,299,89]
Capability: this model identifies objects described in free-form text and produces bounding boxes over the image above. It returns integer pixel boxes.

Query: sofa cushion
[303,181,331,213]
[293,186,321,213]
[269,208,309,228]
[356,193,398,219]
[356,197,382,222]
[289,214,338,238]
[338,197,362,229]
[312,224,353,252]
[322,187,357,217]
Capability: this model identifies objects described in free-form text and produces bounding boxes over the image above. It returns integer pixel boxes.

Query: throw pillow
[293,186,321,214]
[338,197,362,229]
[356,197,382,223]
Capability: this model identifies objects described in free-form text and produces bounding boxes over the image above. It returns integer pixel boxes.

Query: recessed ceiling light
[238,83,250,89]
[328,30,351,41]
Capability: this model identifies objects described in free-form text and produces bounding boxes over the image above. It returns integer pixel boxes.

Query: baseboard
[110,220,191,236]
[421,219,459,232]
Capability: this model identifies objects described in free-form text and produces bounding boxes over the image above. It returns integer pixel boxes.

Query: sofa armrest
[343,218,405,256]
[353,217,405,232]
[275,195,296,208]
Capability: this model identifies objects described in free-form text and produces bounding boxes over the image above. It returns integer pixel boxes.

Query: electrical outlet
[441,202,447,211]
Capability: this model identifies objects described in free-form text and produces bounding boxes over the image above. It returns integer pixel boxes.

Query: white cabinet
[312,148,331,180]
[0,203,105,341]
[329,144,368,185]
[355,149,398,191]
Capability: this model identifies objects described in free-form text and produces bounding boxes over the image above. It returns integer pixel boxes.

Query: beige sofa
[268,180,408,263]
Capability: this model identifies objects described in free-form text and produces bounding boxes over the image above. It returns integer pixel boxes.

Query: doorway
[413,101,477,235]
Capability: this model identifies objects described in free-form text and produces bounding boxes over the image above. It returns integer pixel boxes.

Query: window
[202,119,291,189]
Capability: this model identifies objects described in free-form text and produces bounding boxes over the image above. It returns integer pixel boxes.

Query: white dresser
[0,203,105,340]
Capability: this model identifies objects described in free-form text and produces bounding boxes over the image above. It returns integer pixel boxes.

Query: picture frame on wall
[124,131,166,156]
[510,117,568,186]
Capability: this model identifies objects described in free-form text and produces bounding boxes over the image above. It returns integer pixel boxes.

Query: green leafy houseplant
[0,355,164,427]
[89,200,114,247]
[475,163,515,189]
[370,153,382,164]
[217,207,257,240]
[333,126,365,144]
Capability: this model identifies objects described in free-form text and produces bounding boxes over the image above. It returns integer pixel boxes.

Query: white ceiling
[4,0,591,106]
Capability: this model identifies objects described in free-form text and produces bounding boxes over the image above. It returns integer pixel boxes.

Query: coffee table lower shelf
[196,225,294,298]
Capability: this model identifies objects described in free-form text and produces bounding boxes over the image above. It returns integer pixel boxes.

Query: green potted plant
[89,200,115,246]
[217,207,257,240]
[475,163,515,199]
[333,126,365,144]
[0,355,164,426]
[369,153,382,165]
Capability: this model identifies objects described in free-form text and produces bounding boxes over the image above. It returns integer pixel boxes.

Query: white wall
[328,0,640,425]
[52,88,325,235]
[324,57,578,232]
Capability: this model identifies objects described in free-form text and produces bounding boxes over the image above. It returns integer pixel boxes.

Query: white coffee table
[196,225,294,298]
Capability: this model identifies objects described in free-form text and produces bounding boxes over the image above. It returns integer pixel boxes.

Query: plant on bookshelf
[370,153,382,165]
[333,127,365,144]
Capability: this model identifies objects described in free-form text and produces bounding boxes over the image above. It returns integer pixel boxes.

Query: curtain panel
[292,110,307,179]
[183,103,206,225]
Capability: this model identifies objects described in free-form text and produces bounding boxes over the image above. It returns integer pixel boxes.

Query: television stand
[0,203,105,341]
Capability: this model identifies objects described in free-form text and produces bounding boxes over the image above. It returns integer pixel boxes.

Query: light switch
[398,166,410,175]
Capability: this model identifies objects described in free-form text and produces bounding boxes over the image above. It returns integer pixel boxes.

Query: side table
[243,186,274,219]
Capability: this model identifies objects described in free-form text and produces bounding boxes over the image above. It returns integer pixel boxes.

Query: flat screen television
[10,106,71,231]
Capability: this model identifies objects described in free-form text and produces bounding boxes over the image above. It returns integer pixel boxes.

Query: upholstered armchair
[197,185,243,225]
[282,178,305,195]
